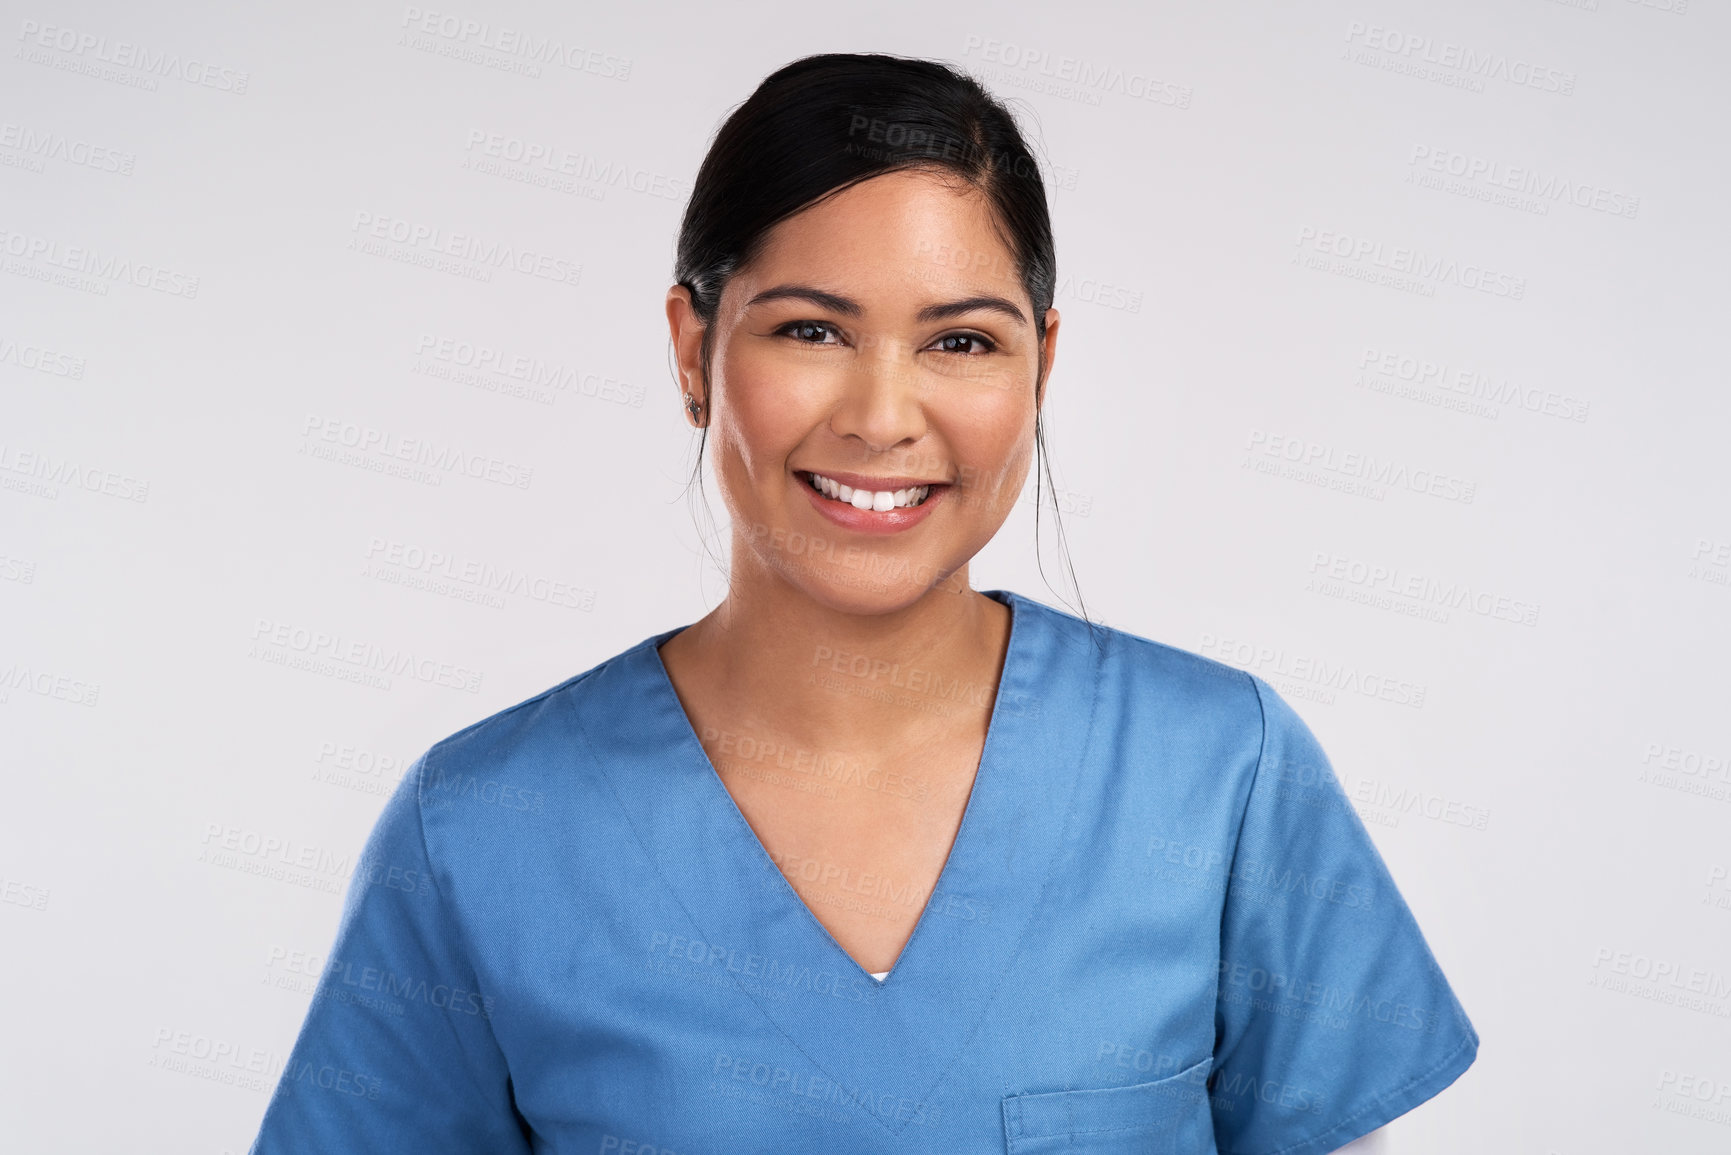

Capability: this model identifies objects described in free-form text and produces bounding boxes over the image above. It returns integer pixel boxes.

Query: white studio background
[2,1,1726,1152]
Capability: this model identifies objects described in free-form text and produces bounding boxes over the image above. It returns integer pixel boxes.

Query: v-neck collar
[572,590,1102,1137]
[650,588,1026,988]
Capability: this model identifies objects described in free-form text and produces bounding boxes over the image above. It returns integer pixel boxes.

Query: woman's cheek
[714,375,793,482]
[945,396,1035,509]
[721,349,832,451]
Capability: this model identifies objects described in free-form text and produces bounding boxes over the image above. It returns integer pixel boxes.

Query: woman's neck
[659,562,1010,755]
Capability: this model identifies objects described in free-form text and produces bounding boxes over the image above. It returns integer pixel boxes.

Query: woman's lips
[794,470,949,535]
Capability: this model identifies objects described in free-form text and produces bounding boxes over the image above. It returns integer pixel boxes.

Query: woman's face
[667,168,1060,615]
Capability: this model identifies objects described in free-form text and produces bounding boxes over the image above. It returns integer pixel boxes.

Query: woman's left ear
[1036,307,1061,410]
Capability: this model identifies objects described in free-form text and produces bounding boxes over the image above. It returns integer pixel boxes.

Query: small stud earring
[684,392,703,421]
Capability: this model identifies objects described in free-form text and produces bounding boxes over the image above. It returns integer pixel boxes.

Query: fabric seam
[1008,1057,1214,1139]
[1210,669,1269,1082]
[973,593,1114,1129]
[409,754,523,1116]
[1233,1027,1478,1155]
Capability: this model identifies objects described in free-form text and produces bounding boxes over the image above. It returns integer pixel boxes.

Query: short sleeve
[249,754,531,1154]
[1209,676,1478,1155]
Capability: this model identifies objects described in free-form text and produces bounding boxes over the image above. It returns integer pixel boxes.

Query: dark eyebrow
[743,284,862,317]
[915,296,1028,326]
[744,284,1028,328]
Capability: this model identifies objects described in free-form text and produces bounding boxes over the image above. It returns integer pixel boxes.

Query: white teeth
[808,473,932,510]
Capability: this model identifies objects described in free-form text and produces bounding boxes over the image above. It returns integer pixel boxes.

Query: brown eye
[780,321,838,344]
[932,332,993,355]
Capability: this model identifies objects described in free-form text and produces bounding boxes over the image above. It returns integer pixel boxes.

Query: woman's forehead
[735,170,1025,307]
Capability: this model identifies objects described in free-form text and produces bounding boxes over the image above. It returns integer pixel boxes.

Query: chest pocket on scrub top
[1000,1056,1215,1154]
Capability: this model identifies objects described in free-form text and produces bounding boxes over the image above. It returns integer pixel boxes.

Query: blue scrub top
[250,590,1477,1154]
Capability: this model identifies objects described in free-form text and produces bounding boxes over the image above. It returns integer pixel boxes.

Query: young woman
[251,54,1476,1154]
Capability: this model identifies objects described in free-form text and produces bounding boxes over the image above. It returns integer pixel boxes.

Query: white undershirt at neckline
[869,971,889,982]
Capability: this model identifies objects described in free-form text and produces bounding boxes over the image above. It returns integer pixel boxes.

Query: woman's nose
[828,338,927,453]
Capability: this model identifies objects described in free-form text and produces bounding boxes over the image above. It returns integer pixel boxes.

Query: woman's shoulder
[412,628,673,793]
[1003,589,1262,718]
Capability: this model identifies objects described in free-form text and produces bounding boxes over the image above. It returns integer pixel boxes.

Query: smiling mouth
[802,471,936,512]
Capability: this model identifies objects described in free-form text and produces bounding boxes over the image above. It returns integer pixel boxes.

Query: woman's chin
[755,547,964,617]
